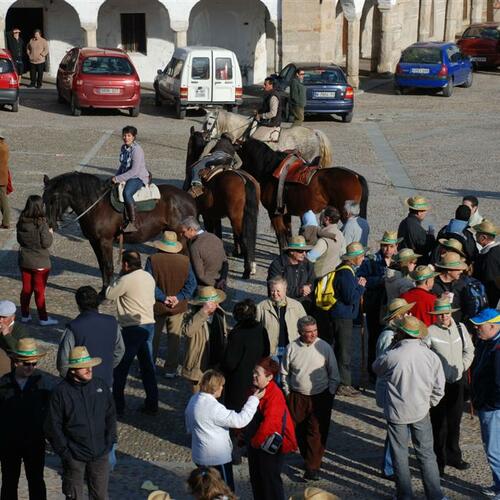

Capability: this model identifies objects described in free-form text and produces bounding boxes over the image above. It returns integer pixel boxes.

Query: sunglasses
[22,361,37,367]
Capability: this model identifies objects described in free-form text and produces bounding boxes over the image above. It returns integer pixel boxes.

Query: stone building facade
[0,0,498,86]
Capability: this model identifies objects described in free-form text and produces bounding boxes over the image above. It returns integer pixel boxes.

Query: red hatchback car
[457,23,500,68]
[0,49,19,112]
[57,47,141,117]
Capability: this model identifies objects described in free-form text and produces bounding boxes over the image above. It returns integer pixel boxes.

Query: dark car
[56,47,141,117]
[395,42,473,97]
[274,63,354,123]
[457,23,500,68]
[0,49,19,112]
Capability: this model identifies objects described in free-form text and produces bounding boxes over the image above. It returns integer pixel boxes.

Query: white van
[154,46,243,119]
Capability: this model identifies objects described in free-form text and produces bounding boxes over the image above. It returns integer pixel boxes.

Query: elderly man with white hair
[0,300,29,371]
[341,200,369,247]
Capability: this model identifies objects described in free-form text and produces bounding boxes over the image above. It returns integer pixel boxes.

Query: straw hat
[393,248,421,264]
[473,219,498,237]
[394,315,428,338]
[0,130,5,139]
[284,235,312,251]
[189,286,226,305]
[405,195,430,211]
[410,265,439,282]
[289,487,340,500]
[429,297,459,315]
[153,231,182,254]
[435,251,468,271]
[10,338,47,361]
[437,237,466,257]
[65,346,102,369]
[378,230,403,245]
[147,491,171,500]
[383,298,415,322]
[340,242,367,261]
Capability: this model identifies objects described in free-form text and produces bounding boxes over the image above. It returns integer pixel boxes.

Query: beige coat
[27,37,49,64]
[256,297,307,355]
[0,140,8,186]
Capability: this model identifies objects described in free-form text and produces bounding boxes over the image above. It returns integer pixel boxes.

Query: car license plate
[313,91,337,99]
[195,88,207,98]
[411,68,430,74]
[470,57,486,62]
[98,88,120,94]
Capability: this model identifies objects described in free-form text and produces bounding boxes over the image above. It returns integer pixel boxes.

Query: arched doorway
[97,0,174,82]
[5,0,83,76]
[360,0,381,72]
[188,0,271,84]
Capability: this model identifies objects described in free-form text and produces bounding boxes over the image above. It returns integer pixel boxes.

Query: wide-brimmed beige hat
[410,265,439,282]
[383,298,415,322]
[394,315,428,338]
[0,130,5,139]
[473,219,498,237]
[341,242,367,261]
[65,346,102,369]
[429,297,459,315]
[10,338,47,361]
[393,248,421,264]
[189,286,226,305]
[289,487,340,500]
[153,231,182,254]
[147,491,171,500]
[437,238,466,257]
[284,235,312,251]
[378,230,403,245]
[406,195,430,211]
[435,251,468,271]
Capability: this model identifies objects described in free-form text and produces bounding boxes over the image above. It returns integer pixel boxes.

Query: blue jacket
[472,331,500,411]
[357,251,387,291]
[330,264,365,319]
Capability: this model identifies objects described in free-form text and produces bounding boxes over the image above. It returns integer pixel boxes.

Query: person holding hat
[397,195,435,264]
[268,235,315,311]
[0,130,11,230]
[145,230,196,377]
[426,297,474,476]
[181,286,227,392]
[384,248,420,304]
[401,265,439,326]
[373,316,445,500]
[45,346,116,500]
[469,308,500,498]
[473,219,500,307]
[0,338,51,500]
[329,242,367,396]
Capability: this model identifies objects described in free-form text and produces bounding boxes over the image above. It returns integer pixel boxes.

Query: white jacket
[185,392,259,465]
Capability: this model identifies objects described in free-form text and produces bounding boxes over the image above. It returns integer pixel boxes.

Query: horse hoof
[250,262,257,275]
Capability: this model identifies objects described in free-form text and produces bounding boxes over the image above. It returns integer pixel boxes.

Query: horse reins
[206,110,255,141]
[60,187,111,229]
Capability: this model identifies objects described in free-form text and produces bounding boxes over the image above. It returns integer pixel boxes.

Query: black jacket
[45,376,116,462]
[258,90,282,127]
[472,332,500,411]
[398,213,435,264]
[433,223,478,264]
[474,244,500,307]
[6,35,24,61]
[431,275,466,323]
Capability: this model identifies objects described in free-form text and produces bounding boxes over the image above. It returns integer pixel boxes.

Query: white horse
[202,109,333,168]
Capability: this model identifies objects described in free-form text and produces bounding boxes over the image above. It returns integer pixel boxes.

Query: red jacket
[400,287,437,326]
[250,381,297,454]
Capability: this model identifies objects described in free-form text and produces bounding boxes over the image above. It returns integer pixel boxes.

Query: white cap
[0,300,16,316]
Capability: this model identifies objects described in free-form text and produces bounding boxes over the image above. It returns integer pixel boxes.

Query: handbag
[6,170,13,195]
[260,410,287,455]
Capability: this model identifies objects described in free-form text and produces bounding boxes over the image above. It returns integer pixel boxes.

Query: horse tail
[314,129,333,168]
[358,173,369,219]
[242,175,259,266]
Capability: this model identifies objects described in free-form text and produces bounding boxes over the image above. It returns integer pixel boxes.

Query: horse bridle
[203,109,254,142]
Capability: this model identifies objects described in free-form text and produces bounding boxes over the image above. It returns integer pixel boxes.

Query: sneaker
[481,487,498,498]
[39,317,58,326]
[336,385,361,397]
[20,315,32,323]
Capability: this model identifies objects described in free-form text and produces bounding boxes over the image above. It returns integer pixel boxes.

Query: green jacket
[290,77,306,108]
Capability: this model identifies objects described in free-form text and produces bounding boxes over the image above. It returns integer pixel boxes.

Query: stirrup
[122,221,138,233]
[188,185,204,198]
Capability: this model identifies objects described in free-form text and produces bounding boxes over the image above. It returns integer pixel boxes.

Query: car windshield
[463,26,500,40]
[82,56,134,75]
[0,58,14,74]
[400,47,442,64]
[303,69,346,84]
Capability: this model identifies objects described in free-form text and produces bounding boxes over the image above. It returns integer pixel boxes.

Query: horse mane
[47,172,105,200]
[240,139,287,179]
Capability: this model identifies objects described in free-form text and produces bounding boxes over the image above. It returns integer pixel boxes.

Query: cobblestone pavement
[1,71,499,499]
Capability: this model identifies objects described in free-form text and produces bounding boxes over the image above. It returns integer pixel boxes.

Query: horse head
[42,174,69,230]
[186,126,208,168]
[202,109,219,140]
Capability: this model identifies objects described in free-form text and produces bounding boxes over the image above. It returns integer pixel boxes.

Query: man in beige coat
[27,29,48,88]
[0,131,10,229]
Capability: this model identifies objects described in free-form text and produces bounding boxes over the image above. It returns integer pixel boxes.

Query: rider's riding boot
[123,202,138,233]
[188,183,204,198]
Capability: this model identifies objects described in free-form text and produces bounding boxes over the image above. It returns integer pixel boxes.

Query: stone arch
[97,0,175,82]
[360,0,381,70]
[334,1,348,61]
[187,0,272,84]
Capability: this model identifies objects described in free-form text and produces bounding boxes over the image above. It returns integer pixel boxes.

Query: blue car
[395,42,473,97]
[274,63,354,122]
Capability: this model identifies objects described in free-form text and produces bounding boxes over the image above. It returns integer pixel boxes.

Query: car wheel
[442,79,453,97]
[461,71,473,88]
[129,106,140,117]
[11,99,19,113]
[70,94,81,116]
[175,100,186,120]
[154,90,161,107]
[394,86,403,95]
[341,112,353,123]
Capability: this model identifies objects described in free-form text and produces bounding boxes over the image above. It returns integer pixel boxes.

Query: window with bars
[120,13,146,54]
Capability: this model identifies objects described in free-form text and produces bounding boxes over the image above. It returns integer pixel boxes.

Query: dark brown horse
[238,139,369,249]
[185,128,260,278]
[42,172,197,291]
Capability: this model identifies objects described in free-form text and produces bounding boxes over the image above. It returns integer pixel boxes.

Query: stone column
[174,30,187,48]
[0,17,5,49]
[470,0,483,23]
[444,0,459,41]
[346,18,361,88]
[377,6,395,74]
[82,23,97,47]
[419,0,433,40]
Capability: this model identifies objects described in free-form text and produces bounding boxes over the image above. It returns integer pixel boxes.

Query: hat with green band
[473,219,499,237]
[429,297,459,315]
[65,346,102,369]
[378,230,403,245]
[153,230,183,254]
[393,248,421,264]
[437,238,466,257]
[10,338,47,361]
[189,285,226,306]
[394,316,428,338]
[410,265,440,282]
[435,251,468,271]
[383,298,416,322]
[284,235,312,251]
[406,195,431,211]
[341,242,367,261]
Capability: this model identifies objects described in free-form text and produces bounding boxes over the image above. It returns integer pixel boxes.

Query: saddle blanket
[117,183,161,203]
[272,154,320,185]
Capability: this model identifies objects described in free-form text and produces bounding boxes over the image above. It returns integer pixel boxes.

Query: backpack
[315,265,354,311]
[461,276,489,319]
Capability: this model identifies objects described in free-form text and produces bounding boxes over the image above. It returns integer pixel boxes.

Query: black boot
[123,202,138,233]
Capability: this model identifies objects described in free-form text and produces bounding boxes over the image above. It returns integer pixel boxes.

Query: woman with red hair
[245,357,297,499]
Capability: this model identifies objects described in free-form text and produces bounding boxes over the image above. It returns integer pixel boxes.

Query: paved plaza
[0,71,499,499]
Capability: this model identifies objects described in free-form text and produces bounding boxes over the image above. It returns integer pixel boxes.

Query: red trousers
[20,268,50,320]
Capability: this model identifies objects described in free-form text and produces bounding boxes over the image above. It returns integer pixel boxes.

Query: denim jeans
[478,409,500,493]
[113,323,158,413]
[383,428,411,477]
[122,178,144,205]
[388,414,443,500]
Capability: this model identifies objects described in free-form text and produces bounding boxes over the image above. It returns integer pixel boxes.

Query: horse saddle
[272,154,321,186]
[200,164,233,183]
[110,183,161,213]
